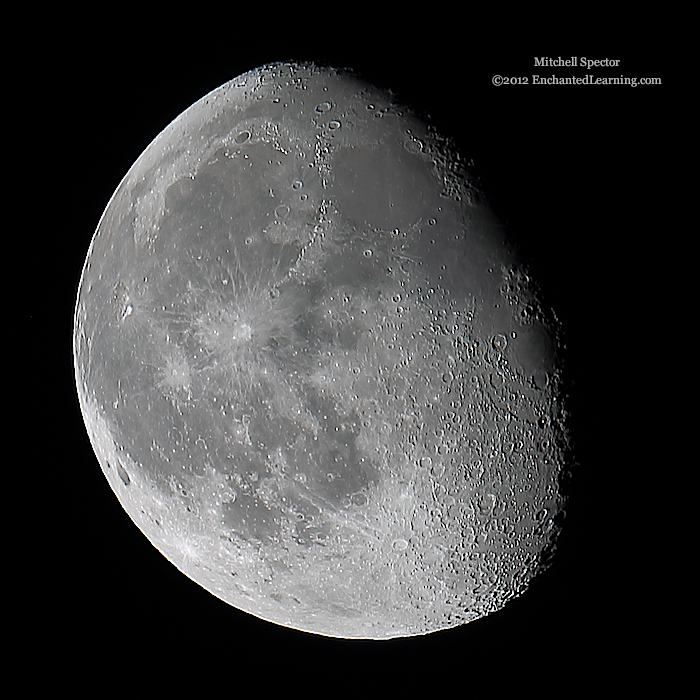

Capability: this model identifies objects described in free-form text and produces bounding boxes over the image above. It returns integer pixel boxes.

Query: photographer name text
[535,57,619,68]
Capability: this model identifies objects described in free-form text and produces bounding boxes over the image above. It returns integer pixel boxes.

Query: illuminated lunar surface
[74,62,569,639]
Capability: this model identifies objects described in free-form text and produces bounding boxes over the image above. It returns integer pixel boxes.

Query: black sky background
[15,14,674,694]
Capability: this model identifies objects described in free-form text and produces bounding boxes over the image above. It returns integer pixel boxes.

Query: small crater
[350,492,368,507]
[404,138,424,154]
[116,462,131,486]
[111,281,135,322]
[492,334,508,351]
[235,130,251,144]
[533,369,549,389]
[477,493,496,515]
[315,101,332,113]
[430,463,446,479]
[392,538,409,551]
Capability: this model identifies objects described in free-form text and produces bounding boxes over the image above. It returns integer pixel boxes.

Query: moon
[74,62,569,639]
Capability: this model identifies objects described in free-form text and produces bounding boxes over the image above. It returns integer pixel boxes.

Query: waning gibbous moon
[74,62,570,639]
